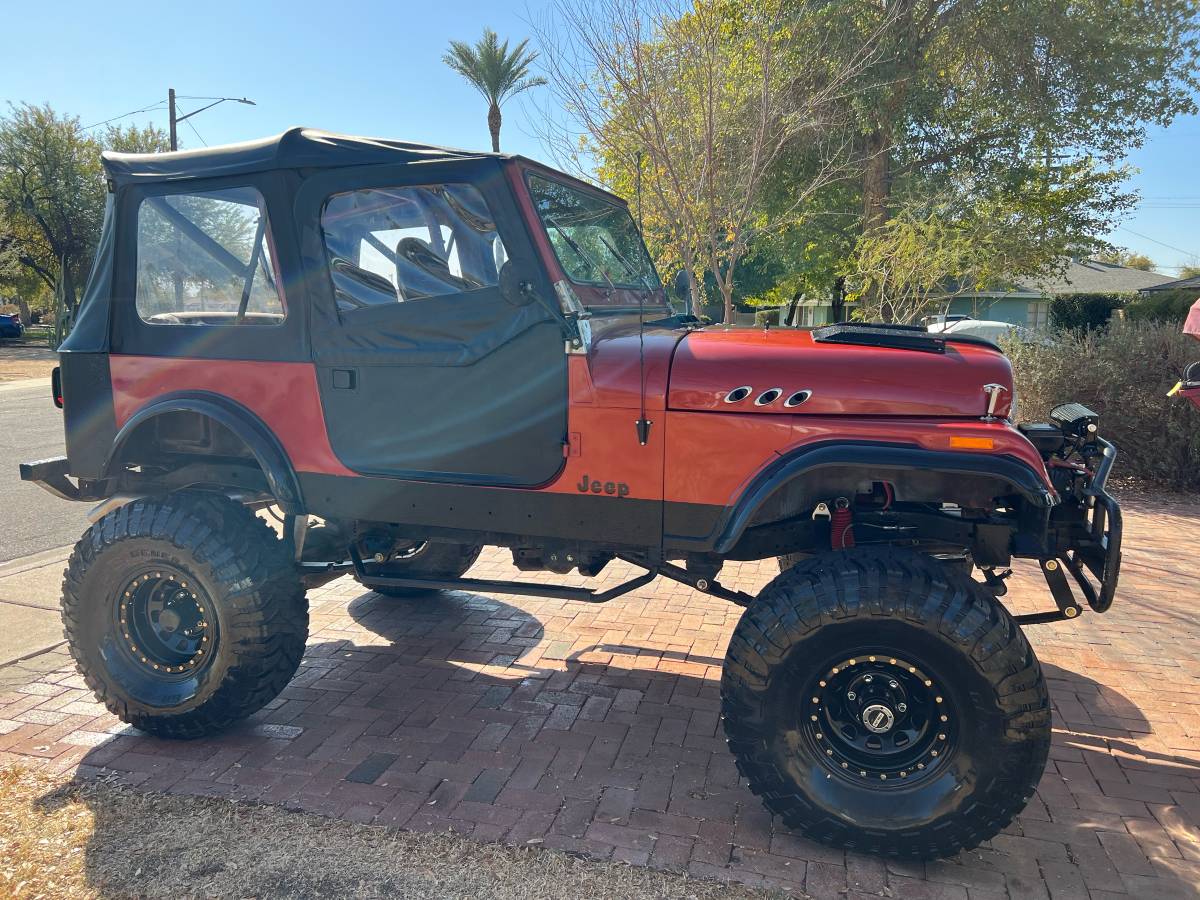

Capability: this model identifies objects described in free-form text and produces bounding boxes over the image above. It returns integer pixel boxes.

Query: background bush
[1048,293,1127,331]
[753,306,783,326]
[1125,289,1198,324]
[1004,320,1200,490]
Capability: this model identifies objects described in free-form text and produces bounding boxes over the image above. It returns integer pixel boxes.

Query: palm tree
[443,29,546,153]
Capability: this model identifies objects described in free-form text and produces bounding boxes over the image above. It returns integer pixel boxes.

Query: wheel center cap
[862,703,895,733]
[158,609,182,633]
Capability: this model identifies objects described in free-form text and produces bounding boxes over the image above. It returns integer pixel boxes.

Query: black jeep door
[298,159,567,486]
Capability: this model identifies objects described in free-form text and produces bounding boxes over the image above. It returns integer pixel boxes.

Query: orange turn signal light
[949,436,995,450]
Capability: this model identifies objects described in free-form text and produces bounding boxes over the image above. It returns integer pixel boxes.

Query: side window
[135,186,285,326]
[320,184,508,311]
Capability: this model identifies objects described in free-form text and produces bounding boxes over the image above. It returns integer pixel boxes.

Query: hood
[667,327,1015,419]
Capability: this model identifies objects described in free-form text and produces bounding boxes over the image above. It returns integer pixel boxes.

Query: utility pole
[167,90,255,152]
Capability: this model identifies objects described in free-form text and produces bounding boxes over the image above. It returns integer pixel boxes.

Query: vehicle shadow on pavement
[47,584,1200,896]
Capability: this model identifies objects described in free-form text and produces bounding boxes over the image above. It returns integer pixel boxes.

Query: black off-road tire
[723,547,1050,859]
[358,542,482,598]
[62,493,308,739]
[777,552,809,573]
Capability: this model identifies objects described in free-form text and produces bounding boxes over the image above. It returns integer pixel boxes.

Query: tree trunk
[488,103,502,153]
[684,269,704,319]
[16,297,32,326]
[860,127,894,321]
[61,261,77,321]
[830,276,846,323]
[861,128,891,234]
[720,279,735,325]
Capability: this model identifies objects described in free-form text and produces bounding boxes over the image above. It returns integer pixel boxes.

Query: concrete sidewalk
[0,545,70,668]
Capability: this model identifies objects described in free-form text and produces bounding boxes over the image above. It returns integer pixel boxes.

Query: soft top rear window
[526,174,658,293]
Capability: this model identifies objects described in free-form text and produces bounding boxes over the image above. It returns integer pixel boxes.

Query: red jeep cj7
[21,129,1122,859]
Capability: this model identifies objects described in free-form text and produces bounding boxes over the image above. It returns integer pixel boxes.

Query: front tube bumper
[1062,438,1122,614]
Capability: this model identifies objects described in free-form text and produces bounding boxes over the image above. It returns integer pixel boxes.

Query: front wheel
[62,493,308,739]
[722,547,1049,859]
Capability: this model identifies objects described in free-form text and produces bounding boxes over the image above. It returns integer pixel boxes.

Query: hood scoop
[812,322,1000,354]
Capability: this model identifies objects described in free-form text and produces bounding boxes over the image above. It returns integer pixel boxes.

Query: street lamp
[168,89,256,151]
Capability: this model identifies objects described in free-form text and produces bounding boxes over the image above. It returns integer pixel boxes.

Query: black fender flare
[102,392,304,514]
[712,440,1056,555]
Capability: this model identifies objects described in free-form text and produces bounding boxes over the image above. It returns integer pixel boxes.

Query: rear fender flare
[713,441,1056,554]
[103,392,304,514]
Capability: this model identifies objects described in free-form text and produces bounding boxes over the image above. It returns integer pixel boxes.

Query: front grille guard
[1070,438,1122,613]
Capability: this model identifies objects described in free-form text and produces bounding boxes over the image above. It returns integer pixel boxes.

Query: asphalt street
[0,380,90,561]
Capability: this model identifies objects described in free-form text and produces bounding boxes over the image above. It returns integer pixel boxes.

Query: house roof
[1139,273,1200,293]
[1024,259,1175,294]
[945,258,1175,299]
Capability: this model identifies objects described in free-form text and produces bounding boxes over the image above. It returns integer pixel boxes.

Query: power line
[182,118,208,148]
[83,101,167,130]
[1115,225,1195,257]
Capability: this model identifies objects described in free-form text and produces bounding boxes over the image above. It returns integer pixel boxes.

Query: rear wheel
[777,552,809,573]
[62,493,308,739]
[723,547,1049,859]
[357,541,482,598]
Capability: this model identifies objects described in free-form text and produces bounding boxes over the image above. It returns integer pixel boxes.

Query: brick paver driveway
[2,497,1198,898]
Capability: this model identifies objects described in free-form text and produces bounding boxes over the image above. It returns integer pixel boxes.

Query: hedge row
[1004,319,1200,491]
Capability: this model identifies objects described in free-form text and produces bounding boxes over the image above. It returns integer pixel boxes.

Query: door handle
[332,368,357,390]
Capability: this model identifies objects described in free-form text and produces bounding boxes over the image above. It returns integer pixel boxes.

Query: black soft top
[101,127,498,185]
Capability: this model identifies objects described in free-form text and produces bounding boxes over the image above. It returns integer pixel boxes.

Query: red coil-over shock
[831,496,855,549]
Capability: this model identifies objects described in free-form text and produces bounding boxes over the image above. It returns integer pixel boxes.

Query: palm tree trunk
[488,103,502,152]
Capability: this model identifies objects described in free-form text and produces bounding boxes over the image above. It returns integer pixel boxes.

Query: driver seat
[394,236,471,300]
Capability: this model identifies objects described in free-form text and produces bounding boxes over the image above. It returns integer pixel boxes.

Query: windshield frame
[522,170,662,295]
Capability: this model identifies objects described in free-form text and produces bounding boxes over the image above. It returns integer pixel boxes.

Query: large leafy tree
[0,104,168,317]
[549,0,1199,322]
[443,28,547,152]
[838,0,1199,319]
[537,0,883,321]
[0,104,104,316]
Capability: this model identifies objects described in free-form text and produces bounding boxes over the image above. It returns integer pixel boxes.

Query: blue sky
[3,0,1197,274]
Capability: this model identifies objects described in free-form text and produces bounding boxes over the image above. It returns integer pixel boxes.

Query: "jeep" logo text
[576,474,630,498]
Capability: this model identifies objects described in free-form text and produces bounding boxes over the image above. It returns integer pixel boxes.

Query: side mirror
[499,260,534,307]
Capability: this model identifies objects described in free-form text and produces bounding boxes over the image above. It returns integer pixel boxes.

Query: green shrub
[1004,320,1200,490]
[1048,293,1127,331]
[753,307,783,326]
[1125,289,1198,324]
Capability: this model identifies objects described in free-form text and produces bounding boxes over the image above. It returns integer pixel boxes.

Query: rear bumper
[18,456,103,503]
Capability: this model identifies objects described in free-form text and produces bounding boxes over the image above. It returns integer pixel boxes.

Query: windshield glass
[526,174,658,291]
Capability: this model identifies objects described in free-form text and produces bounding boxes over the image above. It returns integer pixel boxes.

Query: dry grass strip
[0,766,783,899]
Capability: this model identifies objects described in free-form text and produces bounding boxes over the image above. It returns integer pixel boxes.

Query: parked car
[21,129,1122,860]
[0,312,23,339]
[922,313,971,331]
[930,318,1046,344]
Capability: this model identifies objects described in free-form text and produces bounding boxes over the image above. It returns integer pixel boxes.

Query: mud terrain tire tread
[61,493,307,739]
[723,546,1050,859]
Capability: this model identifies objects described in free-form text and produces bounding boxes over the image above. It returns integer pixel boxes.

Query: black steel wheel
[114,567,217,678]
[802,651,957,786]
[62,493,307,739]
[722,547,1050,859]
[357,541,482,598]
